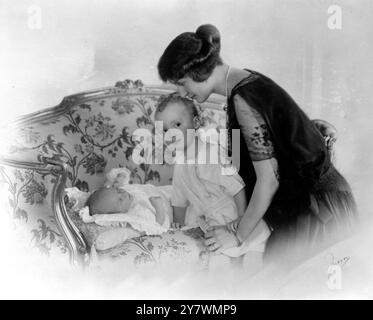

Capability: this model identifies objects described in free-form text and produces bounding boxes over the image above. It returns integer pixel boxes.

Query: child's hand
[226,218,240,233]
[171,222,183,229]
[112,179,121,188]
[197,215,210,233]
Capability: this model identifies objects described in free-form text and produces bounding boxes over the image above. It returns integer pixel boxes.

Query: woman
[157,24,358,268]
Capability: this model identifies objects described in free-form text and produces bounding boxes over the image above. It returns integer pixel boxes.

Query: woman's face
[174,77,213,103]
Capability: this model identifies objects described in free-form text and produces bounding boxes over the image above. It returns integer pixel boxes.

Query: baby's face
[91,187,134,215]
[155,102,195,150]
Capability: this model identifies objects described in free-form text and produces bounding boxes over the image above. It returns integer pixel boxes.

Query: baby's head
[155,93,203,149]
[86,187,134,215]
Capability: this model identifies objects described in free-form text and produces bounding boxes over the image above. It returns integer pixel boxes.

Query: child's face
[91,187,134,215]
[155,102,196,150]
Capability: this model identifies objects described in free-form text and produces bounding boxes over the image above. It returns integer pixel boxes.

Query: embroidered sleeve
[233,94,276,162]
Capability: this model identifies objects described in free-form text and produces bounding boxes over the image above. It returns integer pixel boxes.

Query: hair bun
[195,24,221,52]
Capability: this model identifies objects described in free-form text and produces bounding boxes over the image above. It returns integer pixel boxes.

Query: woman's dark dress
[226,70,358,267]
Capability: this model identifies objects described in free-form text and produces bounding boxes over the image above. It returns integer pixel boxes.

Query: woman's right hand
[226,218,241,233]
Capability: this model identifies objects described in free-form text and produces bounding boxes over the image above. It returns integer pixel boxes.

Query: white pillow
[95,227,141,251]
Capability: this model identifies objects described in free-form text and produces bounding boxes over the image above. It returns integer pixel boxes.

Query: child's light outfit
[171,136,271,256]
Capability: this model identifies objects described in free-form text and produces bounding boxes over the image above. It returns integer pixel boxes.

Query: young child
[154,93,271,270]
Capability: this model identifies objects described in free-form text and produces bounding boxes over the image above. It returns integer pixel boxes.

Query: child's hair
[158,24,223,83]
[155,92,204,126]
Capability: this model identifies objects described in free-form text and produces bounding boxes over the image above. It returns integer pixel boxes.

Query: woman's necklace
[224,65,231,155]
[223,65,231,123]
[225,65,231,103]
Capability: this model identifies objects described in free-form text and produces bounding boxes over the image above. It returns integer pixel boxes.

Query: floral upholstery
[96,228,208,268]
[0,166,69,256]
[0,80,225,263]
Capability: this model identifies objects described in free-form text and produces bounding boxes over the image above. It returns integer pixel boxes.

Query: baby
[154,93,271,268]
[87,187,134,216]
[66,168,173,250]
[86,186,168,227]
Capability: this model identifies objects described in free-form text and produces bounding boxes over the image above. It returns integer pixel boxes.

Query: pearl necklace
[225,65,231,101]
[223,65,231,115]
[224,65,231,155]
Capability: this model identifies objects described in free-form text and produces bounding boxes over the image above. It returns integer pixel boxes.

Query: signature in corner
[326,253,351,269]
[325,253,350,290]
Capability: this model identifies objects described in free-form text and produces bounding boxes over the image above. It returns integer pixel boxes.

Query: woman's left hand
[204,226,240,253]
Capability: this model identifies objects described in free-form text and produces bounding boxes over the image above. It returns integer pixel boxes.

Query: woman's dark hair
[158,24,223,83]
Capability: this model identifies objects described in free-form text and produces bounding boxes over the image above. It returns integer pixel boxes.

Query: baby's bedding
[65,184,208,265]
[64,167,268,268]
[94,228,140,251]
[67,203,208,267]
[65,184,173,236]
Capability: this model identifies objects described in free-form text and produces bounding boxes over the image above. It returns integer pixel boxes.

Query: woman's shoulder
[229,69,289,103]
[229,69,261,96]
[229,69,308,119]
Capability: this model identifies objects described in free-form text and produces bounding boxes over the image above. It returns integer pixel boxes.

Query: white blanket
[65,167,173,236]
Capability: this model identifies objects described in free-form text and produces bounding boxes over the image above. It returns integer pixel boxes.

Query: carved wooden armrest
[0,156,89,267]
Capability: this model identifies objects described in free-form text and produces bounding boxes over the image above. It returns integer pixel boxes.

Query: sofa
[0,79,336,269]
